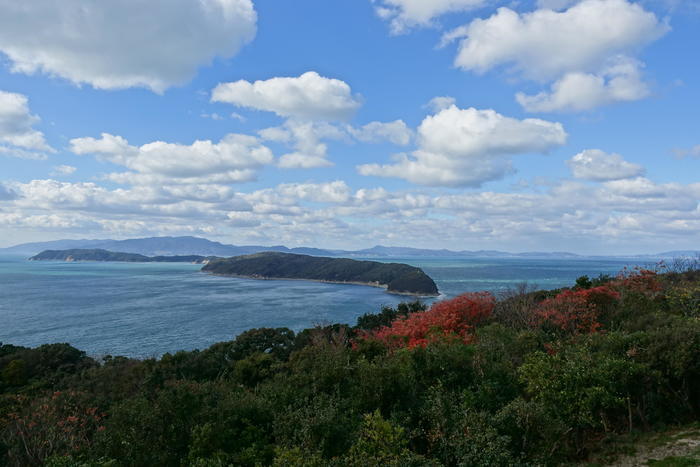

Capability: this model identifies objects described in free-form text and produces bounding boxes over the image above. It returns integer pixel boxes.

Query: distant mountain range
[1,236,697,259]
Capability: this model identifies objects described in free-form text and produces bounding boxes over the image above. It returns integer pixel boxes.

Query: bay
[0,254,650,357]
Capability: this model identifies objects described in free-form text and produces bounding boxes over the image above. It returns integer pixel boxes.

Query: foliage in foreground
[2,265,700,466]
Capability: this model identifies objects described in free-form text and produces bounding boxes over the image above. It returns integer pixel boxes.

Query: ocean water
[0,255,649,357]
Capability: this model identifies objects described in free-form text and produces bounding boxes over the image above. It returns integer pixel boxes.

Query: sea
[0,254,655,358]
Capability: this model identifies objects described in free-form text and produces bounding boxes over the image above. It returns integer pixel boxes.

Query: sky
[0,0,698,254]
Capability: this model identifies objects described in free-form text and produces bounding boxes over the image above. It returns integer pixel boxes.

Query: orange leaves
[358,267,659,349]
[362,292,495,349]
[534,285,622,335]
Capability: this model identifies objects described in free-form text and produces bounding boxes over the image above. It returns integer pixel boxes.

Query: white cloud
[358,105,567,187]
[0,90,51,153]
[0,212,93,230]
[212,71,362,121]
[602,177,670,198]
[3,174,700,253]
[201,112,224,121]
[443,0,668,81]
[373,0,487,34]
[259,117,413,168]
[348,120,413,145]
[226,211,261,227]
[259,120,347,169]
[277,153,333,169]
[12,180,114,211]
[69,133,134,163]
[277,181,351,203]
[0,0,256,93]
[517,57,650,112]
[51,165,77,176]
[567,149,645,181]
[426,96,457,113]
[70,132,274,184]
[0,146,48,160]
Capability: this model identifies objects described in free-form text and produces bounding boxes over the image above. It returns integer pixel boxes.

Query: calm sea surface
[0,255,651,357]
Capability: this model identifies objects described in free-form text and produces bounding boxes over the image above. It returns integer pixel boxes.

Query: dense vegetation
[2,263,700,466]
[29,249,210,264]
[202,252,439,295]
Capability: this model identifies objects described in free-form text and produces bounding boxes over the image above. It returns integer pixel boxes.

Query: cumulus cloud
[12,180,120,211]
[276,181,351,203]
[70,132,273,184]
[567,149,645,181]
[443,0,668,81]
[0,0,257,93]
[517,57,650,112]
[373,0,487,34]
[348,120,413,145]
[259,120,346,169]
[212,71,362,121]
[358,105,567,187]
[259,118,412,168]
[426,96,457,113]
[0,90,51,154]
[602,177,670,198]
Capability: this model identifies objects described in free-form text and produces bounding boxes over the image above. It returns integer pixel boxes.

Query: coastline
[28,258,208,265]
[203,271,440,297]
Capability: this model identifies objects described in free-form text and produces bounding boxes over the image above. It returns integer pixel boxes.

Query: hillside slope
[202,251,439,295]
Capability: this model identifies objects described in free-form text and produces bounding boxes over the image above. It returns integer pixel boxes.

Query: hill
[2,236,339,257]
[202,251,439,295]
[29,249,210,263]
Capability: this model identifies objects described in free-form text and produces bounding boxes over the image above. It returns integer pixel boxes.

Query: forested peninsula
[202,252,439,296]
[28,249,439,295]
[29,249,211,264]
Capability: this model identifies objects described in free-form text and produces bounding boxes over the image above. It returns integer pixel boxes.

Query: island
[29,249,211,264]
[201,251,439,296]
[28,249,439,295]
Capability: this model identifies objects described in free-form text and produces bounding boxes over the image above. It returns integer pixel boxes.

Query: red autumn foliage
[535,286,620,335]
[363,292,495,349]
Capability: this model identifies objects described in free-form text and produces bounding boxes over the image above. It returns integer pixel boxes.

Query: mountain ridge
[2,236,697,259]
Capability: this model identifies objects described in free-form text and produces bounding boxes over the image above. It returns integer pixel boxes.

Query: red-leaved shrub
[362,292,495,349]
[535,286,620,335]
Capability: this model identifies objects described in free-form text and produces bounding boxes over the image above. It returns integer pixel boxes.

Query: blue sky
[0,0,698,254]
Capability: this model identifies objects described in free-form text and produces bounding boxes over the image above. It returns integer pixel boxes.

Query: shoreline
[203,271,440,297]
[28,258,208,265]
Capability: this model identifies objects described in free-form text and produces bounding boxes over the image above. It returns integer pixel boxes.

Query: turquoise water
[0,255,646,357]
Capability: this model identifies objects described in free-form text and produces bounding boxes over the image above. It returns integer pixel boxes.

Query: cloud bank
[0,0,257,93]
